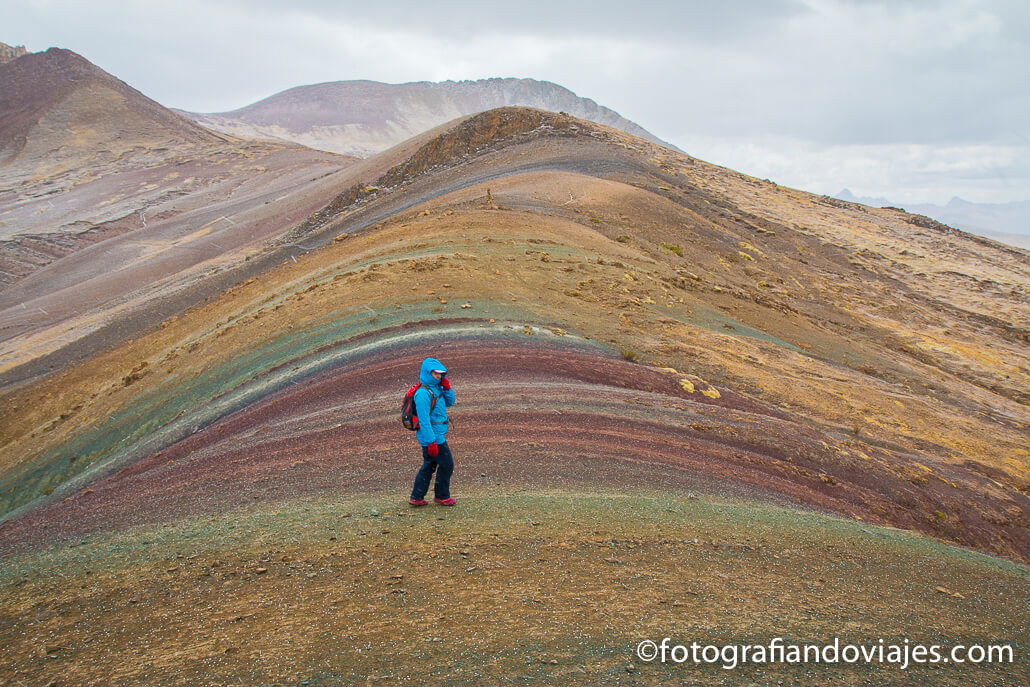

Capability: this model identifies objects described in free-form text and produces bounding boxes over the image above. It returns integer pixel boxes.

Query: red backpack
[401,383,437,431]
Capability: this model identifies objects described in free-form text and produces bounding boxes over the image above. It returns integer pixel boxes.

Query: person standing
[408,357,457,506]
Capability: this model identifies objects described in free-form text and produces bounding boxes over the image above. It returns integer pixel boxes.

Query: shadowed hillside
[0,106,1027,685]
[0,48,358,349]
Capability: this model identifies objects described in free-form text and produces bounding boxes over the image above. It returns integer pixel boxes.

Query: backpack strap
[417,383,438,410]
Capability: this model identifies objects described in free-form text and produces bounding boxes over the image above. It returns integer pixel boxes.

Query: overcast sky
[7,0,1029,205]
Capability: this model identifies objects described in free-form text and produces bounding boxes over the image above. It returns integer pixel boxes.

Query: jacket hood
[419,357,447,387]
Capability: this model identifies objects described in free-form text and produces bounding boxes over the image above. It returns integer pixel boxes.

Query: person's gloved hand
[427,441,439,457]
[440,376,451,391]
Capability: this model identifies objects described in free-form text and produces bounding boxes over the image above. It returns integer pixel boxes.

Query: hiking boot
[408,498,428,507]
[433,497,457,506]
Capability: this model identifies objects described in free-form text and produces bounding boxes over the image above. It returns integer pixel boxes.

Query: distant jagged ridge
[176,77,680,157]
[834,188,1030,249]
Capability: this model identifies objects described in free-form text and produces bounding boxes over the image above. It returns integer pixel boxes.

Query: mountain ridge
[0,47,236,184]
[175,76,680,158]
[0,46,356,321]
[835,188,1030,249]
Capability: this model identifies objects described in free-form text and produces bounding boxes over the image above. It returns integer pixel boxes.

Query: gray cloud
[218,0,811,42]
[5,0,1028,205]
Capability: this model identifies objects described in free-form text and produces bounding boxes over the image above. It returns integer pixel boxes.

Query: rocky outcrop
[0,42,28,64]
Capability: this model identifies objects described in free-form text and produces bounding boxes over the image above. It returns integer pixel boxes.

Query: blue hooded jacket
[414,357,455,447]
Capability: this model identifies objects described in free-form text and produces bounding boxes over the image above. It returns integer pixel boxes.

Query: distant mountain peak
[178,77,678,158]
[0,46,234,187]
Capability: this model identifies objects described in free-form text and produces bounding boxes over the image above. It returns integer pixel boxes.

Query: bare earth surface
[1,489,1027,686]
[0,105,1027,685]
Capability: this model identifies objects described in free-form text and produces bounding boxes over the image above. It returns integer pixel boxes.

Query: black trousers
[410,441,454,500]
